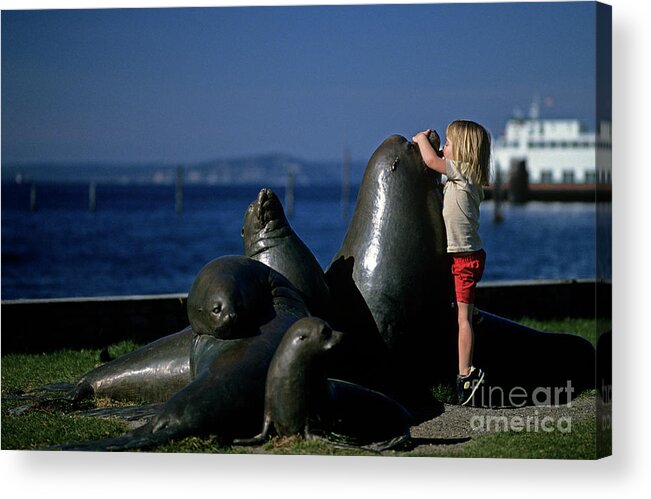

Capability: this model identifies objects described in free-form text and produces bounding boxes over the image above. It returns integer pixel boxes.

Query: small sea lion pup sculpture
[242,187,330,316]
[235,317,412,451]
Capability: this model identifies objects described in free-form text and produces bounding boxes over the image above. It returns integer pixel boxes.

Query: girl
[413,120,491,405]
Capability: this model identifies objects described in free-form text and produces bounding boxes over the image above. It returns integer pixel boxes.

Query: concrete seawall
[2,294,189,354]
[1,279,610,354]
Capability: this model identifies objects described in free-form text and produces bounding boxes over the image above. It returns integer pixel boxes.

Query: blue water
[1,183,597,300]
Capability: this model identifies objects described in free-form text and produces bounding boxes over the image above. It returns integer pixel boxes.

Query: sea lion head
[370,134,442,179]
[278,317,344,362]
[242,188,288,242]
[187,257,269,339]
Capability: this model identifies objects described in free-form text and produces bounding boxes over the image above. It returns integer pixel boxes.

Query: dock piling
[341,145,351,220]
[493,168,504,223]
[29,183,37,212]
[285,167,295,217]
[175,165,184,215]
[88,182,97,212]
[508,159,530,204]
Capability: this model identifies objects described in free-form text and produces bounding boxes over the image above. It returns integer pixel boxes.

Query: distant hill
[1,154,365,187]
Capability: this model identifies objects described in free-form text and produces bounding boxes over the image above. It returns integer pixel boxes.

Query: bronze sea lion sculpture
[68,326,194,404]
[324,134,453,398]
[235,317,412,451]
[242,187,330,316]
[470,310,595,406]
[19,255,301,411]
[187,253,286,340]
[50,256,311,451]
[10,327,195,415]
[187,255,309,375]
[19,125,596,455]
[325,134,594,405]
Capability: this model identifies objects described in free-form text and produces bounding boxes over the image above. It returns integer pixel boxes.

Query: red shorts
[451,249,486,304]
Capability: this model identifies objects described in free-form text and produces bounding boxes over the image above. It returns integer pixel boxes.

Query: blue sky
[1,1,607,164]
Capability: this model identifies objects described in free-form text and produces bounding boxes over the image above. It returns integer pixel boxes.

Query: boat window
[562,170,575,184]
[540,170,554,183]
[585,170,597,183]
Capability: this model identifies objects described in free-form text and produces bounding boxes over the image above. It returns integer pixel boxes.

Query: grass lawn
[417,418,599,459]
[1,318,608,458]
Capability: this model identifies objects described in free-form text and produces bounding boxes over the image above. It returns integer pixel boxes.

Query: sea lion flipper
[8,401,40,416]
[232,416,274,446]
[356,433,411,452]
[303,431,385,454]
[67,380,95,403]
[304,429,409,453]
[45,420,173,452]
[232,433,267,446]
[8,380,95,416]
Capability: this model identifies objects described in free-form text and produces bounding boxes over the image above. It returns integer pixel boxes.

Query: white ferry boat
[493,100,611,184]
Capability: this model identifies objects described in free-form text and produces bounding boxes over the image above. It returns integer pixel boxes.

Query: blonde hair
[446,120,491,186]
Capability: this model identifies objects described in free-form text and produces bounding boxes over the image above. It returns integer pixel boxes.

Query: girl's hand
[412,129,447,174]
[412,129,431,142]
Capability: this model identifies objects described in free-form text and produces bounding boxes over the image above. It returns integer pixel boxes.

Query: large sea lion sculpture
[235,317,412,451]
[50,256,311,451]
[325,134,595,405]
[324,134,453,397]
[242,187,330,316]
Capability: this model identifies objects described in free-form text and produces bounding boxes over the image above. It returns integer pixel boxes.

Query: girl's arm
[413,131,446,174]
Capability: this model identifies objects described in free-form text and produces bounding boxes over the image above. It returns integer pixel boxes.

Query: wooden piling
[341,145,351,220]
[508,159,530,204]
[29,183,37,212]
[285,167,295,217]
[175,165,184,215]
[88,182,97,212]
[493,168,504,223]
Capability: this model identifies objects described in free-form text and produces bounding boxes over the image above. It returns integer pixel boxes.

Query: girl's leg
[457,301,474,376]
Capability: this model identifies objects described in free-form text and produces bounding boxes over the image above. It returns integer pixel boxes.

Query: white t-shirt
[442,159,484,253]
